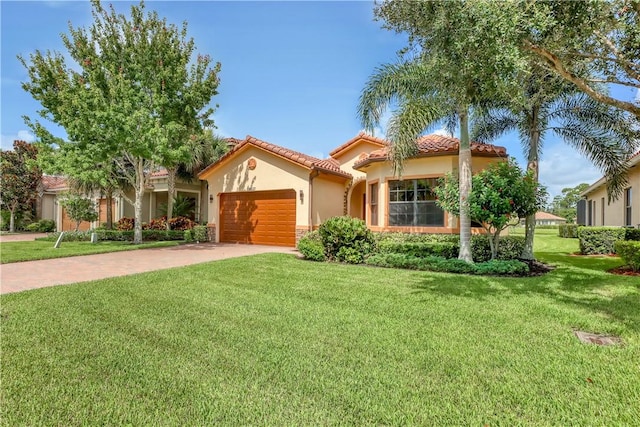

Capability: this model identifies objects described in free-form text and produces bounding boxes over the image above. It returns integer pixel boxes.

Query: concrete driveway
[0,243,296,294]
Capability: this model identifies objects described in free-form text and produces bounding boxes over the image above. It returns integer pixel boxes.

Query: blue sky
[1,1,637,199]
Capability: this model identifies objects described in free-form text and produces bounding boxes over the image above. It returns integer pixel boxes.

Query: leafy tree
[360,0,524,262]
[550,183,590,223]
[165,129,228,228]
[517,0,640,119]
[0,141,41,232]
[473,64,637,259]
[434,160,546,260]
[20,0,220,244]
[59,193,99,231]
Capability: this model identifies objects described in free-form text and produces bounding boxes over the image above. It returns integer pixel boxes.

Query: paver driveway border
[0,243,296,294]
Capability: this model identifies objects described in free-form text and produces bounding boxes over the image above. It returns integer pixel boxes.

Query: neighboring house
[198,133,507,247]
[520,211,567,226]
[39,172,207,231]
[579,151,640,227]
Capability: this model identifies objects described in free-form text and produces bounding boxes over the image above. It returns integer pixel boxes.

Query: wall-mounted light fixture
[299,189,304,204]
[209,194,214,203]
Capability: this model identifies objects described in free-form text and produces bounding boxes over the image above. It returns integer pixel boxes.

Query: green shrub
[558,224,579,238]
[25,219,56,232]
[471,235,525,262]
[38,231,91,242]
[578,227,626,255]
[624,228,640,241]
[193,225,208,242]
[365,254,528,276]
[375,232,459,245]
[25,222,40,232]
[473,260,529,276]
[183,230,194,243]
[1,210,26,231]
[614,240,640,271]
[318,216,375,264]
[297,230,326,262]
[377,241,459,259]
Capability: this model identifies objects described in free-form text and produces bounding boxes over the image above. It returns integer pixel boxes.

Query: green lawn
[1,232,639,425]
[0,240,180,263]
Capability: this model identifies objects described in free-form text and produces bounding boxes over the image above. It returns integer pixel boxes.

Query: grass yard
[0,240,180,264]
[1,232,639,425]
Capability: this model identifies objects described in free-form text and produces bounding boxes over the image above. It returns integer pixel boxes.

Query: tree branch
[524,40,640,118]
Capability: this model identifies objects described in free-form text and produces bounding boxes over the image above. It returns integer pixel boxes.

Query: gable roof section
[353,134,507,169]
[41,175,68,191]
[329,132,387,158]
[535,211,566,221]
[198,135,352,180]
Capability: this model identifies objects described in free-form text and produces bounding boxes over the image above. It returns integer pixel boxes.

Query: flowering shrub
[116,217,135,231]
[145,217,167,230]
[168,216,195,231]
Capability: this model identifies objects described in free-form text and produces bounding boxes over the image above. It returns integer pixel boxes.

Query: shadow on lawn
[413,253,640,332]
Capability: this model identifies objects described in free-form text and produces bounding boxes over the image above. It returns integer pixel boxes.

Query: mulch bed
[608,266,640,277]
[520,259,555,277]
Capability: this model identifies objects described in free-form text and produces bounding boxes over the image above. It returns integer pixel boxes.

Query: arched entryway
[348,179,366,220]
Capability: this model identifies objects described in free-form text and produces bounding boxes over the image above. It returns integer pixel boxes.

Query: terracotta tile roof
[41,175,67,191]
[198,135,352,179]
[150,169,168,178]
[353,134,507,169]
[535,211,567,221]
[329,131,387,157]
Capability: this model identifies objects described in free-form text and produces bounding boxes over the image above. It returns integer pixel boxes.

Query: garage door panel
[219,189,296,247]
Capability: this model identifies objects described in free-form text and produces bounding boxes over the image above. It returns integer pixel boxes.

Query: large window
[625,187,632,226]
[389,178,444,227]
[369,183,378,226]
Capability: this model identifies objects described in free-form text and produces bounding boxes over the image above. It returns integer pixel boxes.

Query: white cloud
[538,142,602,199]
[1,130,35,150]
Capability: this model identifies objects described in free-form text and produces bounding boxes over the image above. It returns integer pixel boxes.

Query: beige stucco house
[580,151,640,227]
[39,171,207,231]
[198,133,507,247]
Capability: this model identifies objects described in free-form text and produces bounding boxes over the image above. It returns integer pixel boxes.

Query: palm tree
[358,58,480,262]
[473,67,638,259]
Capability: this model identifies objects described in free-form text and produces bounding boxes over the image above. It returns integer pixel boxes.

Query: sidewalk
[0,243,295,294]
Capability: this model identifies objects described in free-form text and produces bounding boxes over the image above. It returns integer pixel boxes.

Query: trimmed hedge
[377,241,458,259]
[365,253,529,276]
[624,228,640,241]
[577,227,626,255]
[558,224,579,238]
[614,240,640,271]
[38,230,185,242]
[297,230,326,262]
[374,232,524,261]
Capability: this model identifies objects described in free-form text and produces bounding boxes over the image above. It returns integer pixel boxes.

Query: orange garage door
[219,189,296,247]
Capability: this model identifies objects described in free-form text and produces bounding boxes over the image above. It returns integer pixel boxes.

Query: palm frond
[357,60,438,133]
[386,96,447,176]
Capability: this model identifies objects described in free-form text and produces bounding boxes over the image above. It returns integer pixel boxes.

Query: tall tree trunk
[133,159,145,244]
[9,207,16,233]
[166,166,177,230]
[106,189,114,230]
[458,107,473,263]
[521,110,541,260]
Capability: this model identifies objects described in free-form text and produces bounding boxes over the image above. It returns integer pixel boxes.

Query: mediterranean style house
[39,171,208,231]
[579,151,640,228]
[198,133,507,247]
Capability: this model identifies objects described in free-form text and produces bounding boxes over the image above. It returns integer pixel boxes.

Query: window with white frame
[388,178,444,227]
[625,187,632,226]
[369,183,378,226]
